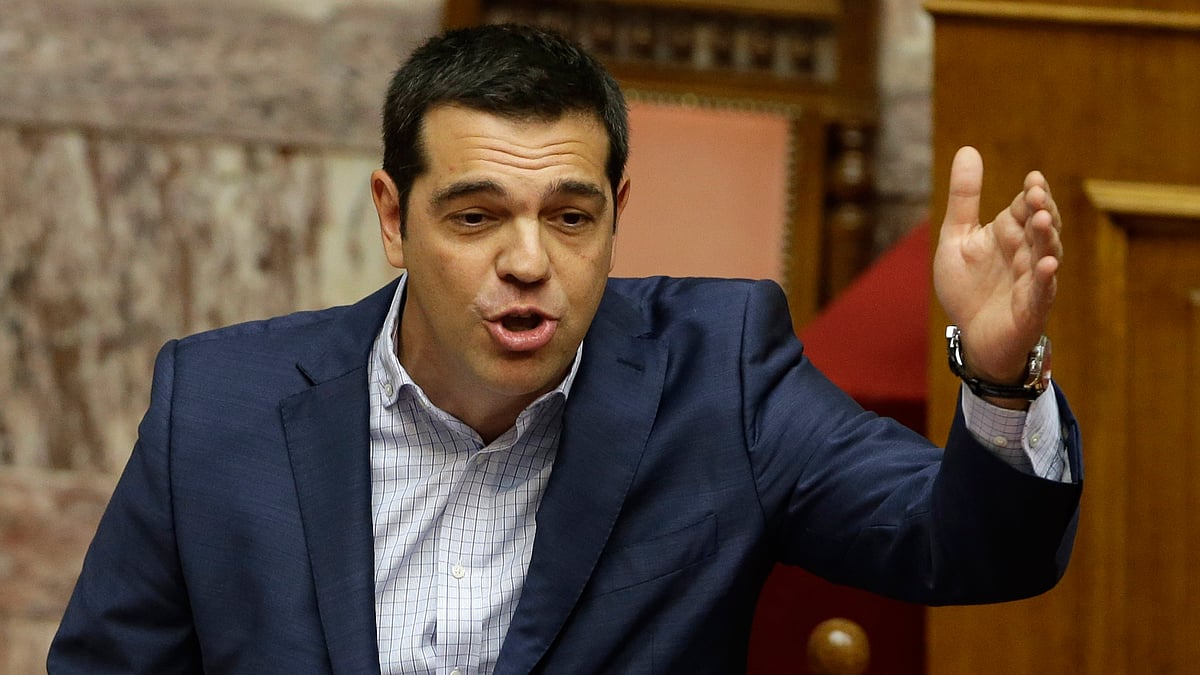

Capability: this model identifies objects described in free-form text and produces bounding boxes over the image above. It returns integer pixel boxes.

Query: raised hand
[933,146,1063,386]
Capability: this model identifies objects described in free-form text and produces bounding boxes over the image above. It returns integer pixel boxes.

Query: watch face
[1025,335,1052,393]
[1038,337,1052,391]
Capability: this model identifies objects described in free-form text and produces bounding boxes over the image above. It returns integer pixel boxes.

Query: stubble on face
[384,105,625,441]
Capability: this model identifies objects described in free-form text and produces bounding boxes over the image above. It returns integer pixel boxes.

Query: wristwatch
[945,325,1051,400]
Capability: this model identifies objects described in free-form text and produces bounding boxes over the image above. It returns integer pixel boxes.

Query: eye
[450,211,493,228]
[557,211,594,228]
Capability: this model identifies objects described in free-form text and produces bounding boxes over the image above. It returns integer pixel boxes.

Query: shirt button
[450,670,462,675]
[382,382,394,396]
[1030,433,1041,445]
[992,435,1009,448]
[451,563,466,580]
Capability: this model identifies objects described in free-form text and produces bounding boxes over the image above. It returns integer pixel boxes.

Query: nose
[496,218,550,285]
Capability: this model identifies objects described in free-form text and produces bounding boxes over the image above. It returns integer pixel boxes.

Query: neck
[465,403,529,445]
[396,347,554,444]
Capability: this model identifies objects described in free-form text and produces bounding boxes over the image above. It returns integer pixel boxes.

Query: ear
[614,175,631,223]
[610,175,631,272]
[371,169,406,269]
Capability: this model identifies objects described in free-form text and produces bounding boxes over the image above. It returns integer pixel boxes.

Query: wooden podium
[924,1,1200,673]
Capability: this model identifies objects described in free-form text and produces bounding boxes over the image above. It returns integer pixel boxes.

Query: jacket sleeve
[740,279,1083,605]
[48,341,203,674]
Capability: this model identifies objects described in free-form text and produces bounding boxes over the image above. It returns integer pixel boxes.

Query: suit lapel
[279,279,664,673]
[497,288,667,673]
[281,281,399,675]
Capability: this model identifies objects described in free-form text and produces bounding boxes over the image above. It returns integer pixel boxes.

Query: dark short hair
[380,23,629,233]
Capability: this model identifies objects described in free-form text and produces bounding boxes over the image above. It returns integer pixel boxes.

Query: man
[49,23,1080,674]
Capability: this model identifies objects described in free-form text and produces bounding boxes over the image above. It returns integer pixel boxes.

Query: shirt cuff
[960,382,1070,482]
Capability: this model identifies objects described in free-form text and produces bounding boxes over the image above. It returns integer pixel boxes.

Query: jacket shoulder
[176,305,346,348]
[174,280,397,353]
[606,276,783,311]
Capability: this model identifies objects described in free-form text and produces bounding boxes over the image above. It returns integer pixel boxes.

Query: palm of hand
[933,147,1062,383]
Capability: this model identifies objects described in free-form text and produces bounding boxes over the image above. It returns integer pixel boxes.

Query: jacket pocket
[584,512,718,598]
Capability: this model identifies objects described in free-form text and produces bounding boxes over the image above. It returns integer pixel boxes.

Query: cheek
[563,253,612,308]
[567,232,614,269]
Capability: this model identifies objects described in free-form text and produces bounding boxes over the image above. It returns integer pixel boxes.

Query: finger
[1040,185,1062,234]
[1030,249,1059,314]
[1023,171,1061,233]
[1026,256,1059,331]
[1014,178,1046,226]
[1020,215,1061,331]
[1027,210,1063,286]
[1007,188,1032,227]
[1024,170,1046,193]
[942,146,983,238]
[1029,208,1063,259]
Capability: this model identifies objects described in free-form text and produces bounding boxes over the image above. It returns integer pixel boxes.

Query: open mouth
[487,309,558,352]
[501,312,545,332]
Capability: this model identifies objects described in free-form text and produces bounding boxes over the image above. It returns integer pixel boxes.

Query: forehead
[418,105,610,181]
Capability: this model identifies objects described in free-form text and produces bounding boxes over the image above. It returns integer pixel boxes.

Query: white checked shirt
[963,383,1071,482]
[368,275,1069,675]
[370,275,580,675]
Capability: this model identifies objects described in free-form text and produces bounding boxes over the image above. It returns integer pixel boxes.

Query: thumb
[943,146,983,238]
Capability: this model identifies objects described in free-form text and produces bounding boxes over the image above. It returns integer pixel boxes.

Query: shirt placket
[438,439,492,675]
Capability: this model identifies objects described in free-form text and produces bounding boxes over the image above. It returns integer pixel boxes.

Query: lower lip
[486,318,559,352]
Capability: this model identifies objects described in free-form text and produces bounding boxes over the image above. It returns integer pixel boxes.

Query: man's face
[371,105,628,434]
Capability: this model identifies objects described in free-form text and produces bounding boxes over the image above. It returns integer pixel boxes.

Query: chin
[487,360,572,397]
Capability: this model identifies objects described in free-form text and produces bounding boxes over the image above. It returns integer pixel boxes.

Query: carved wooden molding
[605,0,841,18]
[446,0,878,112]
[1082,175,1200,288]
[924,0,1200,32]
[1079,178,1200,468]
[1084,180,1200,218]
[1084,179,1200,235]
[624,87,806,117]
[470,0,843,91]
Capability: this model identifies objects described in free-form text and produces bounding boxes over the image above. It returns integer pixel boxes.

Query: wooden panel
[1125,218,1200,673]
[926,0,1200,672]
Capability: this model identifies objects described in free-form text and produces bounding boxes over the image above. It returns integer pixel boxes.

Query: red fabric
[800,221,930,421]
[747,222,931,675]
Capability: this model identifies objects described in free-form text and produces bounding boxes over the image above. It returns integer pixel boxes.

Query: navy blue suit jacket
[50,277,1082,673]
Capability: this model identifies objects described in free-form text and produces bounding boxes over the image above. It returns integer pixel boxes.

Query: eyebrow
[544,179,606,205]
[430,178,609,210]
[430,179,506,210]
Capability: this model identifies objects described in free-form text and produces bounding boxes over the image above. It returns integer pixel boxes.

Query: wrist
[945,325,1052,402]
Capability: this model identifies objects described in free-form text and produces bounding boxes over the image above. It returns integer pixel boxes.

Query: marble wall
[0,0,931,668]
[875,0,934,251]
[0,0,435,668]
